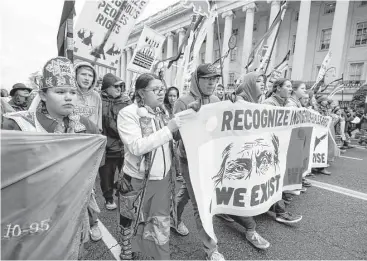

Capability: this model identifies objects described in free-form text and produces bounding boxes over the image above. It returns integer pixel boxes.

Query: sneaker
[246,231,270,249]
[275,212,302,224]
[171,221,189,236]
[302,179,312,187]
[106,200,117,210]
[216,214,234,222]
[285,190,301,196]
[176,175,184,182]
[319,169,331,175]
[90,224,102,241]
[299,187,307,193]
[206,250,225,261]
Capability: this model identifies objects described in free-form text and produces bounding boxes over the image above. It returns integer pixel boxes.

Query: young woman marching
[117,73,193,260]
[262,78,303,224]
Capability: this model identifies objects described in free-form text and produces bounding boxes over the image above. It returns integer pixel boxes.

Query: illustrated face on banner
[213,134,280,187]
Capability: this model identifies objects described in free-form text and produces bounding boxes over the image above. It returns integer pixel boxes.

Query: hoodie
[173,67,220,159]
[101,91,132,157]
[235,72,263,103]
[73,61,102,130]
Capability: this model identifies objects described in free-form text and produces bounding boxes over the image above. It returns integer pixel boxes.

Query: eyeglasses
[145,87,166,95]
[114,84,125,89]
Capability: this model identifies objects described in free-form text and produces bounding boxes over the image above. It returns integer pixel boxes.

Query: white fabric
[117,103,173,180]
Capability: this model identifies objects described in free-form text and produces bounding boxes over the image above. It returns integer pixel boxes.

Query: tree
[350,84,367,111]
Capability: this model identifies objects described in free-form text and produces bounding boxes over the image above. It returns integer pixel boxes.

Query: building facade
[119,0,367,102]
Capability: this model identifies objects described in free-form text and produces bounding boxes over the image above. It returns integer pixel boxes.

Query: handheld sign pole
[91,1,127,66]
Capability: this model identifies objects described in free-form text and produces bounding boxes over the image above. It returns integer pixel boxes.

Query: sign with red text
[74,0,149,67]
[178,101,329,241]
[1,131,106,259]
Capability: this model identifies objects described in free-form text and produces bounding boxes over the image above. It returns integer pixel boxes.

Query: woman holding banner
[117,73,194,260]
[229,71,271,250]
[285,82,313,189]
[262,78,303,224]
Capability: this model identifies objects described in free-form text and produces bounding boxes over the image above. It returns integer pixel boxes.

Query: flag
[328,84,345,98]
[57,0,75,61]
[1,131,106,260]
[312,50,332,93]
[245,1,287,72]
[267,50,290,80]
[181,0,212,17]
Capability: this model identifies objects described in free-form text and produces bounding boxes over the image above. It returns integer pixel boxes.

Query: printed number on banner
[2,219,51,239]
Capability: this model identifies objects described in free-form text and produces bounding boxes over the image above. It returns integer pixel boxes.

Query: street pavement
[83,145,367,260]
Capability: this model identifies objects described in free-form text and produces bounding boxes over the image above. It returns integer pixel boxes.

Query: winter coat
[101,91,131,158]
[117,103,173,180]
[173,67,220,159]
[73,61,102,130]
[285,94,302,108]
[262,94,287,107]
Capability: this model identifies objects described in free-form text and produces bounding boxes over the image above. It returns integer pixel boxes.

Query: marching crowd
[1,56,367,260]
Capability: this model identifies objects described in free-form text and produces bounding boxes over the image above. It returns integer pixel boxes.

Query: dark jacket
[173,68,220,159]
[101,91,131,157]
[8,99,28,112]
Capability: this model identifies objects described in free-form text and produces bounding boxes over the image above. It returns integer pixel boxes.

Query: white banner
[127,26,165,74]
[178,101,330,241]
[74,0,149,68]
[311,126,329,168]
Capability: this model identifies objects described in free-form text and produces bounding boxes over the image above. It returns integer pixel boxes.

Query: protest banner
[127,26,165,74]
[311,125,330,168]
[74,0,149,67]
[1,131,106,260]
[178,100,330,241]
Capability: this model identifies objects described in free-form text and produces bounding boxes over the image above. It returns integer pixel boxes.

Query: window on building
[295,12,299,21]
[320,28,332,50]
[253,23,257,31]
[360,1,367,6]
[316,65,321,74]
[288,68,292,78]
[349,63,364,82]
[200,52,205,64]
[230,47,237,61]
[324,2,336,14]
[214,49,220,61]
[232,29,238,35]
[292,35,296,54]
[355,21,367,46]
[229,73,235,86]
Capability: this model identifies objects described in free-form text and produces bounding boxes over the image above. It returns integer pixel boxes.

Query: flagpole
[264,14,284,74]
[214,1,224,86]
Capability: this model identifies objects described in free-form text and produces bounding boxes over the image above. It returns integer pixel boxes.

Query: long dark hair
[134,73,160,107]
[266,78,289,98]
[163,86,179,108]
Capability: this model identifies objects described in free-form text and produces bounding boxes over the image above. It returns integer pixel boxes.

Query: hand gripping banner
[177,101,330,242]
[1,131,106,259]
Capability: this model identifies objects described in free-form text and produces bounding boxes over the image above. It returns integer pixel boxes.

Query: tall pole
[214,1,224,86]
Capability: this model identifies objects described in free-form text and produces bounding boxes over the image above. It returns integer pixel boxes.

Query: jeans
[176,157,218,256]
[229,215,256,232]
[99,157,123,202]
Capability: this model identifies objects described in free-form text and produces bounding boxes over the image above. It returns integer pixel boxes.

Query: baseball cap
[101,73,124,90]
[197,64,222,78]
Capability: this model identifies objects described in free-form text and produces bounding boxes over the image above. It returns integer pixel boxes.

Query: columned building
[119,0,367,102]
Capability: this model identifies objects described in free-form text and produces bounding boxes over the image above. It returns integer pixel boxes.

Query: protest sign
[311,125,330,168]
[178,101,329,241]
[74,0,149,67]
[127,26,165,74]
[1,131,106,260]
